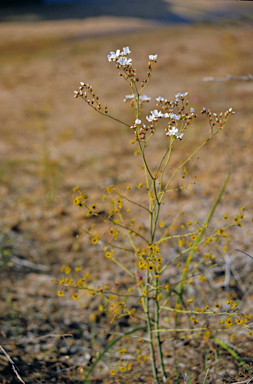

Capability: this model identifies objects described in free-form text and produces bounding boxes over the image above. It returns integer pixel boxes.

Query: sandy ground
[0,15,253,383]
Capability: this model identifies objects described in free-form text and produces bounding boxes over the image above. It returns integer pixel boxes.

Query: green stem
[145,271,159,383]
[154,276,167,382]
[211,336,250,371]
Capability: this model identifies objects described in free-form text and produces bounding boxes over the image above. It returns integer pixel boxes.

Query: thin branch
[0,345,26,384]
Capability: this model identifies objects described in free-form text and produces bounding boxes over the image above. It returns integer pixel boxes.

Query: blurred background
[0,1,253,383]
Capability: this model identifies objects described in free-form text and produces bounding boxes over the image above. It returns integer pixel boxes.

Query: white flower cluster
[108,47,132,66]
[108,47,157,67]
[146,109,181,123]
[175,92,188,101]
[166,127,183,139]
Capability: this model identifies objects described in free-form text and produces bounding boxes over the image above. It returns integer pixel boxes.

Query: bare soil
[0,16,253,383]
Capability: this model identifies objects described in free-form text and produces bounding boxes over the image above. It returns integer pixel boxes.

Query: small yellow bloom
[138,183,142,189]
[73,185,79,192]
[226,317,233,327]
[110,369,116,375]
[73,197,80,205]
[159,221,165,228]
[92,237,98,245]
[57,291,64,297]
[178,239,184,247]
[106,185,113,193]
[72,293,78,300]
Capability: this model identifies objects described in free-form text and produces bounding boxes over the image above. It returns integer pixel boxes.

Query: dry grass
[0,16,253,383]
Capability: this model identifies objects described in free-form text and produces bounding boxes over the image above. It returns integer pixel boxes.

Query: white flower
[153,109,164,118]
[118,56,132,66]
[80,82,85,86]
[107,49,121,61]
[122,46,131,55]
[156,96,164,102]
[171,114,180,121]
[163,113,180,121]
[140,95,151,101]
[177,133,184,140]
[146,115,154,123]
[125,95,134,100]
[190,108,195,113]
[149,54,157,61]
[175,92,188,101]
[166,127,179,137]
[135,119,142,125]
[146,109,164,122]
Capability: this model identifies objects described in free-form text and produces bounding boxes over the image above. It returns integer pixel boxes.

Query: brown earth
[0,16,253,384]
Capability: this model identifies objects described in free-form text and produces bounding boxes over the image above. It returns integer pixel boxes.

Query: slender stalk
[145,271,159,383]
[211,337,250,371]
[154,276,167,382]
